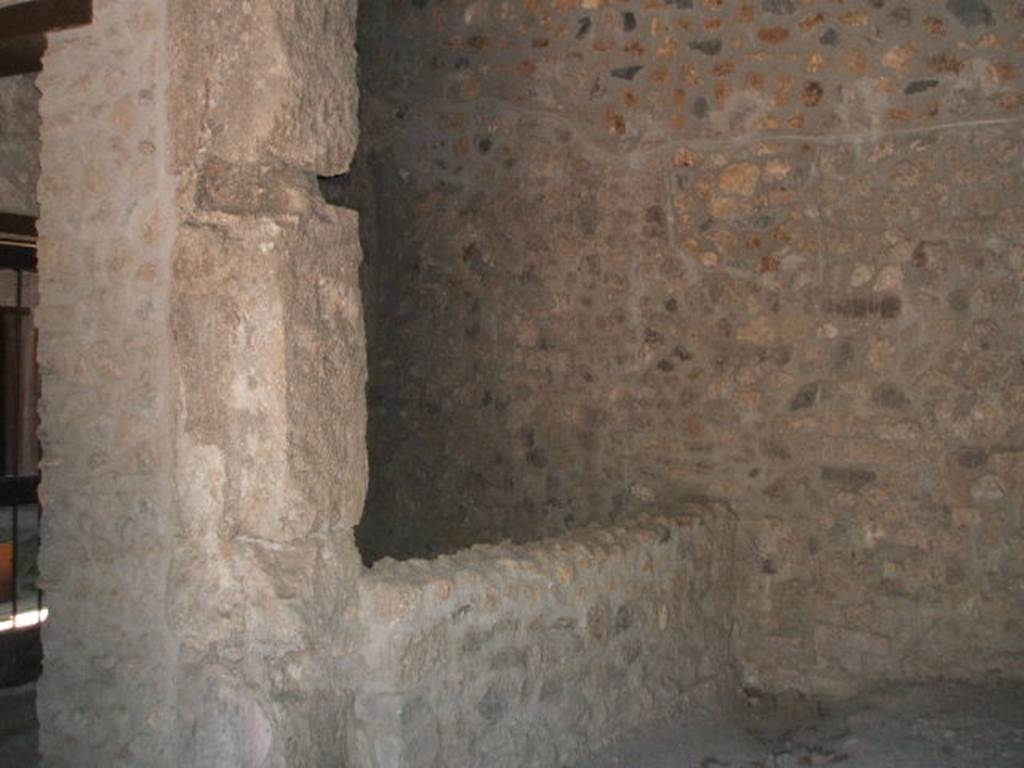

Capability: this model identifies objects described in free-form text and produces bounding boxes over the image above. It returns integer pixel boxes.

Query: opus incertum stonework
[0,0,1018,765]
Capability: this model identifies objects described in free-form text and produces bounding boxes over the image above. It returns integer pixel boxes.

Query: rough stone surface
[352,0,1024,696]
[35,2,179,762]
[24,0,1024,764]
[167,0,367,754]
[170,0,358,174]
[0,75,40,215]
[168,207,365,768]
[349,509,735,768]
[35,0,365,765]
[579,680,1024,768]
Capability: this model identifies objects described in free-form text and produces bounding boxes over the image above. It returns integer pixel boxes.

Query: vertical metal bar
[37,503,42,614]
[12,269,22,624]
[34,318,42,616]
[15,270,22,479]
[0,307,5,627]
[0,309,7,478]
[10,502,16,623]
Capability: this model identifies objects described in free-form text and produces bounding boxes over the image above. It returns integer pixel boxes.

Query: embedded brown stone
[719,162,762,196]
[758,26,790,44]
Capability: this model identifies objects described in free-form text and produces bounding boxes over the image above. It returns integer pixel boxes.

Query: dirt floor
[0,680,1021,767]
[578,680,1024,768]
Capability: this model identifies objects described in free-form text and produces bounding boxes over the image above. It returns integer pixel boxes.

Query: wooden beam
[0,244,37,273]
[0,34,45,78]
[0,214,37,240]
[0,212,38,272]
[0,0,92,41]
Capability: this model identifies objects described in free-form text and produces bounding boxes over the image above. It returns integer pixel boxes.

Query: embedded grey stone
[872,383,911,410]
[351,692,441,768]
[970,474,1005,503]
[957,447,988,468]
[905,79,939,95]
[946,0,994,26]
[790,382,821,411]
[612,65,644,81]
[689,39,723,56]
[821,466,878,492]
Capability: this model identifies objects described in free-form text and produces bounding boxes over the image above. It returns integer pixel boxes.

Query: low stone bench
[348,505,735,768]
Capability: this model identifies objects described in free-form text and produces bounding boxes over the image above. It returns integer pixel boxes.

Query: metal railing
[0,475,42,632]
[0,214,44,636]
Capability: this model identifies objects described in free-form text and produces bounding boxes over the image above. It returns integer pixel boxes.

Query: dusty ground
[1,680,1021,767]
[577,680,1024,768]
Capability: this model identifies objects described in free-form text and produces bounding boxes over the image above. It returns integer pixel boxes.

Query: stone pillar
[36,1,179,762]
[36,0,364,765]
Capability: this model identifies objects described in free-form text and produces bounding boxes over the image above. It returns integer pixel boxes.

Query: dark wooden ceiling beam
[0,213,38,272]
[0,243,38,273]
[0,0,92,77]
[0,0,92,41]
[0,35,45,78]
[0,214,37,239]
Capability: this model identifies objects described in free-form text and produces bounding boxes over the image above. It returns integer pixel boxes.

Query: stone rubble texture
[352,0,1024,697]
[36,0,365,765]
[18,0,1024,765]
[349,509,735,768]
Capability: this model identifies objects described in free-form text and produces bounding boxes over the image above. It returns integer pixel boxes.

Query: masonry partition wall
[6,0,1023,766]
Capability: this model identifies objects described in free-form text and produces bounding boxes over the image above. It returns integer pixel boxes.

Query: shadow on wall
[332,0,1024,582]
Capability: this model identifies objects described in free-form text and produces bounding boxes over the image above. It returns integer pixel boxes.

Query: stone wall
[35,1,179,761]
[36,0,366,765]
[26,0,1024,762]
[353,0,1024,694]
[0,74,39,216]
[167,2,364,763]
[349,507,735,768]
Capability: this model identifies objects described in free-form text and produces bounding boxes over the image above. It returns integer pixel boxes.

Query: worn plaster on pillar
[36,0,364,765]
[168,0,364,764]
[36,0,178,763]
